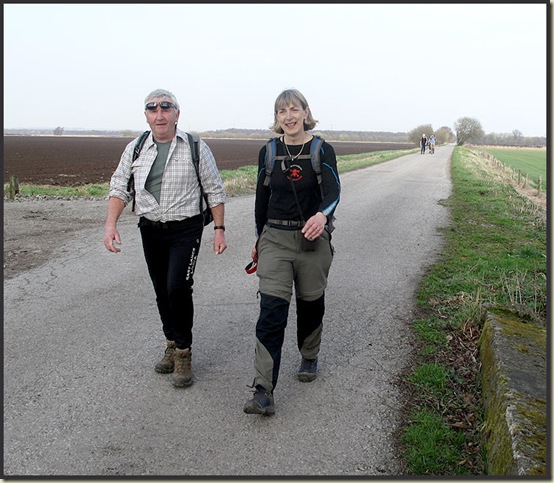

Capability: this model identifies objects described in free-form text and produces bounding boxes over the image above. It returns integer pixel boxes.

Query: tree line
[4,122,546,148]
[408,118,546,148]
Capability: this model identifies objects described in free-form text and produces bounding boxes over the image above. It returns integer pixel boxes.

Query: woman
[243,89,341,416]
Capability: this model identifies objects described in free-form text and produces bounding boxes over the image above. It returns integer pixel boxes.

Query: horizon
[3,126,546,139]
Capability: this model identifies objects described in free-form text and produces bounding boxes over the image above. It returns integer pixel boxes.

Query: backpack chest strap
[274,154,312,161]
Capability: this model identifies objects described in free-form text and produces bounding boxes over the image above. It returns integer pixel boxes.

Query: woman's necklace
[284,136,306,161]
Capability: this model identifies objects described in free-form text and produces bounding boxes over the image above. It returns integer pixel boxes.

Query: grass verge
[397,146,547,475]
[5,182,111,198]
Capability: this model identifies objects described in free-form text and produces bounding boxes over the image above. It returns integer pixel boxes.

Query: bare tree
[453,117,484,145]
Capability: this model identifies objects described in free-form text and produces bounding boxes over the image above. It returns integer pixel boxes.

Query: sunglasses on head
[145,101,176,111]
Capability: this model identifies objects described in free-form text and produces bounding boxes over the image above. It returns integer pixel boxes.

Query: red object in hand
[245,261,257,274]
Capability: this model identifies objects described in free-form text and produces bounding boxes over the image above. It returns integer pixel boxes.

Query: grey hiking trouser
[252,225,334,392]
[256,225,333,302]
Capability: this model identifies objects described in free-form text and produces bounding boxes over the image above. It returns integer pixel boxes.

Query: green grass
[219,165,258,197]
[400,146,547,475]
[478,147,546,191]
[7,183,111,198]
[336,148,418,171]
[403,409,467,475]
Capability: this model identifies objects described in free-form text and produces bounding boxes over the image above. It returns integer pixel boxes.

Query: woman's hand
[251,240,258,262]
[301,212,327,241]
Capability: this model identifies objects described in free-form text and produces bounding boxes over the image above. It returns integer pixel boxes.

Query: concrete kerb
[479,305,547,476]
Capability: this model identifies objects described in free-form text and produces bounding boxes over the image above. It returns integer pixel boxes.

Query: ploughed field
[3,136,414,186]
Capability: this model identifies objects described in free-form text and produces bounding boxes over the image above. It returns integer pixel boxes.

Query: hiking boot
[172,348,193,387]
[243,386,275,416]
[297,357,318,382]
[155,340,176,373]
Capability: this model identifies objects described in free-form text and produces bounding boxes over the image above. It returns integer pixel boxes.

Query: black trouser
[139,216,203,350]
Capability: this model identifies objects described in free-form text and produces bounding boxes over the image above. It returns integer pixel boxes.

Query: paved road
[4,145,453,477]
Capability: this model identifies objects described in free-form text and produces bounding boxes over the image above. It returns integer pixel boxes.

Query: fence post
[537,176,542,196]
[518,169,521,185]
[9,175,19,200]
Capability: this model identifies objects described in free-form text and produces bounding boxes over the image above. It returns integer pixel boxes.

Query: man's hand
[104,225,122,253]
[214,230,227,255]
[104,196,125,253]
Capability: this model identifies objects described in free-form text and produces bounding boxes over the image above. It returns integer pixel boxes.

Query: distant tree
[512,129,523,145]
[53,126,64,136]
[479,129,546,147]
[453,117,484,145]
[435,126,454,144]
[408,124,433,146]
[482,132,501,145]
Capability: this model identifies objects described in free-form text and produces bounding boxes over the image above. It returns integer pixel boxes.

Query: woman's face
[276,101,308,138]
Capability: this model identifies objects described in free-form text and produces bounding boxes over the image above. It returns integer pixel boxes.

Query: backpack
[127,131,213,226]
[263,135,335,232]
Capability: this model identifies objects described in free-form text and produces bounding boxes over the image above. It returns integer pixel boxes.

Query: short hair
[144,89,180,111]
[269,89,318,134]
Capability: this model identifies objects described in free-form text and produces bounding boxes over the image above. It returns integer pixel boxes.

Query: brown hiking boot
[172,348,193,387]
[155,340,176,374]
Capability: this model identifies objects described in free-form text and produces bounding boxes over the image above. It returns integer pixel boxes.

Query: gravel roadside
[3,196,135,279]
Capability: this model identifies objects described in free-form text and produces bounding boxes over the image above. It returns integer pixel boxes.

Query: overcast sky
[3,3,548,137]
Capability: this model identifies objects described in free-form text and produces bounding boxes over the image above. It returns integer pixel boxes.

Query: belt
[267,218,306,229]
[138,215,201,229]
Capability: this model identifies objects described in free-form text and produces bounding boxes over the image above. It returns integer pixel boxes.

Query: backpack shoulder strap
[310,135,325,187]
[311,135,336,231]
[263,137,277,187]
[186,132,209,217]
[186,132,200,174]
[127,130,150,212]
[133,130,151,161]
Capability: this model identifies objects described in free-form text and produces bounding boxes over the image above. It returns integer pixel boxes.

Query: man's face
[144,98,180,142]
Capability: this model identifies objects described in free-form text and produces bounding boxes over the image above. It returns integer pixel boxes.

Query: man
[420,133,427,154]
[103,88,227,388]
